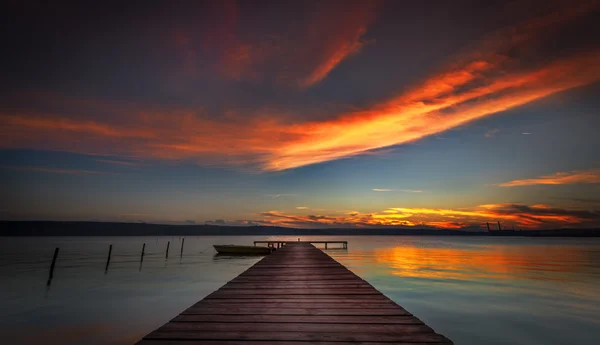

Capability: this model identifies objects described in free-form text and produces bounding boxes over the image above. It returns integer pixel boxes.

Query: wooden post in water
[47,247,60,286]
[486,222,491,231]
[105,244,113,274]
[138,243,146,272]
[497,221,502,231]
[166,241,170,259]
[325,242,328,249]
[180,238,185,257]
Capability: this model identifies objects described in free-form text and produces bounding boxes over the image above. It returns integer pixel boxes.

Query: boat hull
[213,245,272,255]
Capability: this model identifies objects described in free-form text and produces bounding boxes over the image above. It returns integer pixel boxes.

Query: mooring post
[325,242,328,249]
[141,243,146,262]
[180,238,185,257]
[166,241,170,259]
[497,221,502,231]
[47,247,60,286]
[105,244,113,273]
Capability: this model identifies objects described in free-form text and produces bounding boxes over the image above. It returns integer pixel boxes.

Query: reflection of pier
[135,242,453,344]
[254,240,348,249]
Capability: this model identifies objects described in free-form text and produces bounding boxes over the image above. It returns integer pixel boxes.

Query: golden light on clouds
[500,169,600,187]
[0,2,598,173]
[264,52,600,170]
[253,204,600,230]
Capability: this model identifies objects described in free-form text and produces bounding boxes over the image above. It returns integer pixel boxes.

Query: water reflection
[372,244,590,282]
[325,237,600,345]
[1,236,599,345]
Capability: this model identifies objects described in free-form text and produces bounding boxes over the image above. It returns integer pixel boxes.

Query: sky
[1,0,599,230]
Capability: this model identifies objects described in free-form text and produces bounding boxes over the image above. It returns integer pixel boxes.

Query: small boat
[213,245,273,255]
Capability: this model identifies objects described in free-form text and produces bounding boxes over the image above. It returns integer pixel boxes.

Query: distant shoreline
[1,221,599,237]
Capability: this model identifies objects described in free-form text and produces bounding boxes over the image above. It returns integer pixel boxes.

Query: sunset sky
[1,0,599,230]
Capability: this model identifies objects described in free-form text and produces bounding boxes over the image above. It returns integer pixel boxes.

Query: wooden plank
[158,322,433,333]
[205,294,393,300]
[227,279,370,285]
[222,283,372,289]
[239,271,354,276]
[144,331,451,343]
[182,307,412,316]
[191,298,394,304]
[229,274,359,281]
[206,288,381,295]
[190,302,401,309]
[137,341,451,345]
[250,264,343,267]
[171,314,423,324]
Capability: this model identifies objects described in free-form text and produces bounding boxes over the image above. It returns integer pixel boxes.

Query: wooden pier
[254,240,348,249]
[135,242,452,344]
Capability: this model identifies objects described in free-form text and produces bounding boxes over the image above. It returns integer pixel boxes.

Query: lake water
[0,236,599,345]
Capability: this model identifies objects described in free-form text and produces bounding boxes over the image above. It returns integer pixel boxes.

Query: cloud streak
[373,189,423,193]
[264,51,600,170]
[3,166,110,175]
[500,169,600,187]
[173,1,378,88]
[251,203,600,229]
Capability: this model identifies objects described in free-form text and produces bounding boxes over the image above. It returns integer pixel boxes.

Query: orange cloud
[1,115,154,138]
[295,2,377,87]
[264,51,600,170]
[1,3,598,171]
[499,169,600,187]
[251,204,600,229]
[173,1,377,87]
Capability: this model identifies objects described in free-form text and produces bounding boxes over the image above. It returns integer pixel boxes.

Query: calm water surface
[0,236,599,345]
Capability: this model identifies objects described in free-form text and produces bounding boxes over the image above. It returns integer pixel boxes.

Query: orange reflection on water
[374,244,587,282]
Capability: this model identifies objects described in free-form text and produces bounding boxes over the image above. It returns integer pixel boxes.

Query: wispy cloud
[3,166,110,175]
[484,129,499,138]
[266,194,297,199]
[296,206,309,210]
[251,203,600,229]
[119,213,150,218]
[172,1,378,88]
[96,159,140,166]
[499,169,600,187]
[551,197,600,205]
[373,188,423,193]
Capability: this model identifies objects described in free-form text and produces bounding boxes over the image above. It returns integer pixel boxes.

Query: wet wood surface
[135,242,453,344]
